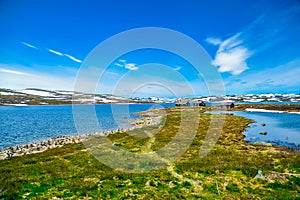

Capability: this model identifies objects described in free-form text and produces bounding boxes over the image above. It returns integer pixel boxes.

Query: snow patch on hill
[18,89,57,97]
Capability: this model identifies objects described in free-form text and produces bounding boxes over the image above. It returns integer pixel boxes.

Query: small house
[192,99,206,106]
[219,102,235,109]
[175,99,190,106]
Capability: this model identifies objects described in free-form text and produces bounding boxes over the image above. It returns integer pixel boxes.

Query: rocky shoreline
[0,114,162,160]
[129,115,162,127]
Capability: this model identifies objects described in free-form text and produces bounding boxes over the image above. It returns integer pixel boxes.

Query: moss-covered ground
[0,106,299,199]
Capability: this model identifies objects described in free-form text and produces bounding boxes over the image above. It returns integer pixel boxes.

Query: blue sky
[0,0,299,97]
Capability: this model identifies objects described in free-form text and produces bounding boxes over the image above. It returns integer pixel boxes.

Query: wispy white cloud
[206,37,222,45]
[20,41,82,63]
[0,64,76,90]
[208,6,300,77]
[209,33,251,75]
[64,54,82,63]
[21,42,38,49]
[114,63,123,67]
[48,48,82,63]
[106,71,119,76]
[224,59,300,93]
[114,60,140,70]
[173,66,182,71]
[125,63,138,71]
[48,49,63,56]
[0,68,30,76]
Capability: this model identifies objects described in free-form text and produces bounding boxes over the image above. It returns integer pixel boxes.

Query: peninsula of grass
[232,103,300,112]
[0,106,300,199]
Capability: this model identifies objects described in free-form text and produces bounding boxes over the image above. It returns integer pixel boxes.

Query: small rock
[253,141,272,146]
[260,131,267,135]
[6,152,13,159]
[112,142,120,146]
[265,143,272,147]
[255,170,264,179]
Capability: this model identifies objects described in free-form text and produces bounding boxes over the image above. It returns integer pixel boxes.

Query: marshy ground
[0,106,299,199]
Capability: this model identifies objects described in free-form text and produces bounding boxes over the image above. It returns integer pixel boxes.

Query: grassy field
[0,106,300,199]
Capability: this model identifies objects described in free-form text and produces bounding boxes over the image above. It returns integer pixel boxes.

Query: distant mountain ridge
[1,88,299,106]
[0,88,150,105]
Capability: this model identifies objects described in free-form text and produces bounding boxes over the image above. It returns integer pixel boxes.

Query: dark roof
[220,102,234,105]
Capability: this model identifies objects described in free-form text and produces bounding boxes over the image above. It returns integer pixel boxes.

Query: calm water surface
[209,110,300,148]
[0,104,173,150]
[234,111,300,147]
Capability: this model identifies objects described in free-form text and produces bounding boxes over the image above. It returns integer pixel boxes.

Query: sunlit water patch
[208,110,300,148]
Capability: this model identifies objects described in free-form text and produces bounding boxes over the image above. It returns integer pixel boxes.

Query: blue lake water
[209,110,300,148]
[234,111,300,148]
[0,104,173,150]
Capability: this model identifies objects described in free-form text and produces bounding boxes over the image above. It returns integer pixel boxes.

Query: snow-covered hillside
[18,89,58,97]
[0,88,144,105]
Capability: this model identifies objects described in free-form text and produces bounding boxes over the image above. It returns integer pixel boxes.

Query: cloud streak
[0,68,30,76]
[48,49,63,56]
[206,37,222,45]
[173,66,182,71]
[48,48,82,63]
[0,64,76,90]
[114,63,123,67]
[224,59,300,93]
[114,60,139,70]
[20,42,82,63]
[125,63,138,71]
[64,54,82,63]
[21,42,38,49]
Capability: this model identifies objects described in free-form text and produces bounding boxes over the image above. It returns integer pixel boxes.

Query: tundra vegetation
[0,106,299,199]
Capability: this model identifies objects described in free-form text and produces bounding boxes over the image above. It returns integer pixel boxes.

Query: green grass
[0,106,300,199]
